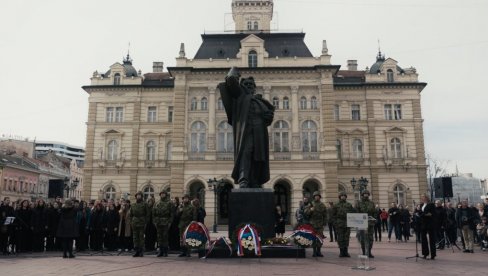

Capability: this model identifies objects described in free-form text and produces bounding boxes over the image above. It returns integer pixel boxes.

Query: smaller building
[0,153,42,202]
[35,141,85,166]
[451,174,485,204]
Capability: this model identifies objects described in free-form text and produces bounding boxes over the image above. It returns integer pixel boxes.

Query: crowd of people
[0,192,206,258]
[295,194,488,259]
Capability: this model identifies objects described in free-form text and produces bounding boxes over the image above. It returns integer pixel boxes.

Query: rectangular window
[106,107,114,122]
[394,104,402,120]
[147,106,157,122]
[334,104,340,120]
[351,104,360,120]
[168,106,173,123]
[384,104,393,120]
[115,107,123,122]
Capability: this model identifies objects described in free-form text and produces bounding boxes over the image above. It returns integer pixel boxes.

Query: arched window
[272,97,279,109]
[300,96,307,110]
[104,186,116,200]
[247,21,252,30]
[311,96,318,110]
[217,121,233,152]
[387,69,394,83]
[248,50,257,68]
[282,97,290,110]
[273,121,289,152]
[114,73,121,85]
[166,142,172,160]
[143,186,155,201]
[336,139,342,159]
[352,139,363,158]
[301,120,318,152]
[146,141,156,161]
[253,21,259,30]
[393,184,406,205]
[107,140,118,160]
[390,138,402,158]
[190,97,198,111]
[201,97,208,111]
[190,121,206,152]
[217,98,224,110]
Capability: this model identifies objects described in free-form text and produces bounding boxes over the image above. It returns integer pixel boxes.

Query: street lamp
[350,177,369,200]
[208,177,225,233]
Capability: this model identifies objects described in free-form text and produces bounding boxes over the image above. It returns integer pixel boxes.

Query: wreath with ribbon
[289,224,323,248]
[183,221,211,249]
[236,224,261,256]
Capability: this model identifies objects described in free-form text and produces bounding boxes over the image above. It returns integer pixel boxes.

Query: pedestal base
[228,188,275,241]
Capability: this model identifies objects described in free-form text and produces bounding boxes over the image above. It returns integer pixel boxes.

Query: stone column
[83,101,97,200]
[207,86,216,154]
[291,85,300,151]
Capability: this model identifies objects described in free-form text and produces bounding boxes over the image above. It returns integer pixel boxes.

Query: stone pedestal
[228,188,275,241]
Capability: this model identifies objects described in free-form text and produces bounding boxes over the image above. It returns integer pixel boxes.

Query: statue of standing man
[218,67,275,188]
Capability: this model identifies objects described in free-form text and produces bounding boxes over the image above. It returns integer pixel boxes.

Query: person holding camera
[456,200,477,253]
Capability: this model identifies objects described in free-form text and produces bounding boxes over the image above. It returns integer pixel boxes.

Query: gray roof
[369,52,404,74]
[0,153,38,170]
[194,32,313,59]
[104,54,138,77]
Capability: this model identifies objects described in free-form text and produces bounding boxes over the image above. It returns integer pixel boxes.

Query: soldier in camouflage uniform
[130,191,149,257]
[177,194,197,257]
[153,190,173,257]
[305,191,327,257]
[356,189,376,258]
[332,191,355,257]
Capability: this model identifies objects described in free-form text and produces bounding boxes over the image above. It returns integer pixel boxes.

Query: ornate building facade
[82,0,428,224]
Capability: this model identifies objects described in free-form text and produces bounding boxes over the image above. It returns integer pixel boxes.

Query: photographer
[456,200,476,253]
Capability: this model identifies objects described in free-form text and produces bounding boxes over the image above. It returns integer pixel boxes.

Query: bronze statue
[218,67,275,188]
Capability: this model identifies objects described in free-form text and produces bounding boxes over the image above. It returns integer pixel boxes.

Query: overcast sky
[1,0,486,179]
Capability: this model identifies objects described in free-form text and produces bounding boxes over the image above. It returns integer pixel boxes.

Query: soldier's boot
[368,245,374,258]
[139,248,144,257]
[178,247,187,257]
[344,247,351,257]
[163,246,169,257]
[317,246,324,257]
[132,247,140,257]
[157,246,164,257]
[186,247,191,257]
[339,248,345,257]
[361,245,366,255]
[312,247,317,257]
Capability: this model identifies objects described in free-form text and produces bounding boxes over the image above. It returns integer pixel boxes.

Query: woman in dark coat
[274,205,286,238]
[144,197,157,251]
[89,203,105,251]
[15,200,32,252]
[104,202,119,251]
[31,199,48,252]
[169,197,181,251]
[57,199,79,258]
[76,201,90,251]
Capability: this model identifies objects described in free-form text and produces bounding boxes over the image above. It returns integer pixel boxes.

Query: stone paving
[0,232,486,276]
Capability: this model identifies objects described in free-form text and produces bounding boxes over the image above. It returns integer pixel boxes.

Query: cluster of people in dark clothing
[0,194,206,258]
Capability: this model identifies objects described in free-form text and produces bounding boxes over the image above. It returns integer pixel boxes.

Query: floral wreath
[236,224,261,256]
[288,224,323,248]
[183,221,210,249]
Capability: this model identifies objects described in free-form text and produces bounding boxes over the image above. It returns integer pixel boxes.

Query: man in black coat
[387,202,401,242]
[57,199,79,258]
[456,200,477,253]
[434,200,447,249]
[0,197,15,254]
[419,194,437,259]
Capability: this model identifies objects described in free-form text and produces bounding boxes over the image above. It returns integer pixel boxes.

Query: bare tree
[426,153,450,199]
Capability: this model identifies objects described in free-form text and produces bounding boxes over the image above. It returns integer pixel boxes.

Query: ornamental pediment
[240,34,264,44]
[384,126,406,133]
[102,129,124,136]
[141,131,161,137]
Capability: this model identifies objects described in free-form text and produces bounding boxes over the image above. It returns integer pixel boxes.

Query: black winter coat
[57,207,79,238]
[30,206,48,233]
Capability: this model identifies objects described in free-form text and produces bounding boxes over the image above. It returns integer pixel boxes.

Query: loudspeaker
[434,177,453,198]
[48,179,64,198]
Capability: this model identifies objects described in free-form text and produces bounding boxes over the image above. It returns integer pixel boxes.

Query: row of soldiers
[304,190,376,258]
[130,190,196,257]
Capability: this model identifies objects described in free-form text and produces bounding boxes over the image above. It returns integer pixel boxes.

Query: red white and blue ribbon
[236,224,261,256]
[183,221,211,248]
[203,236,233,259]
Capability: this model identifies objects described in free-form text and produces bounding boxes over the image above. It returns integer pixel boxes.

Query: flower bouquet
[263,237,290,246]
[236,224,261,256]
[288,224,323,248]
[183,221,210,249]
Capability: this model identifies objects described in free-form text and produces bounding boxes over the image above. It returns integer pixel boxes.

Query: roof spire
[124,42,133,65]
[376,39,385,61]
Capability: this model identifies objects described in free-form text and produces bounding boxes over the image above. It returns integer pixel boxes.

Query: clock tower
[232,0,273,33]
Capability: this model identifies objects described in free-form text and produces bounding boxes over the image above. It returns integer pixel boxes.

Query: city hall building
[82,0,428,224]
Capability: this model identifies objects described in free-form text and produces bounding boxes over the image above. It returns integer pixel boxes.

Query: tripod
[406,229,420,261]
[436,230,460,252]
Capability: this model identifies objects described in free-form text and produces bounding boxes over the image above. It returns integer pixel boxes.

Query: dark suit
[420,202,437,258]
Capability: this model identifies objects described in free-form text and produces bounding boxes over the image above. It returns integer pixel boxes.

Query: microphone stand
[406,201,419,261]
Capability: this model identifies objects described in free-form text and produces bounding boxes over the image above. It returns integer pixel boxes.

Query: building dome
[369,51,404,74]
[104,54,138,77]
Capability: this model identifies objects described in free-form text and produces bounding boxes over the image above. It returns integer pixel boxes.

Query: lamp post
[208,177,225,233]
[350,176,369,201]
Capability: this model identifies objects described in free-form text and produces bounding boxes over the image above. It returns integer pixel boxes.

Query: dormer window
[248,50,258,68]
[387,69,394,83]
[114,73,121,85]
